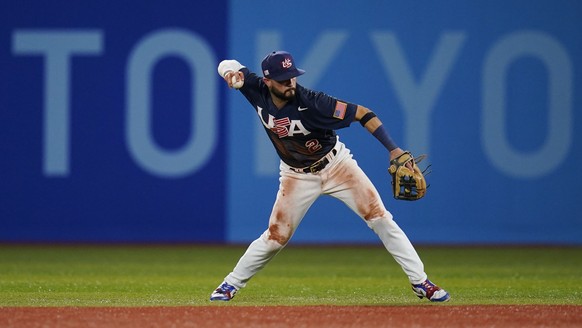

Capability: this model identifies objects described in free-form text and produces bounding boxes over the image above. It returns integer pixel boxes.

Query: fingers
[389,147,404,161]
[224,71,244,88]
[389,148,414,170]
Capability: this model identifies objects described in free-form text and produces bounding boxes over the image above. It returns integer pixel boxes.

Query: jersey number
[305,139,322,153]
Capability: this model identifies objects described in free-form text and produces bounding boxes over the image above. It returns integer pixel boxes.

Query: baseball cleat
[210,281,238,301]
[411,279,450,302]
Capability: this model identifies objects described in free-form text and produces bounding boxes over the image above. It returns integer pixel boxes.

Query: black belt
[292,148,338,174]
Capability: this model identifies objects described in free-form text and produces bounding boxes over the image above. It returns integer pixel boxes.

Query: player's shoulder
[297,84,332,101]
[297,84,336,107]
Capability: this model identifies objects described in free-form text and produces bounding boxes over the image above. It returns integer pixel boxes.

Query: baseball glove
[388,151,429,201]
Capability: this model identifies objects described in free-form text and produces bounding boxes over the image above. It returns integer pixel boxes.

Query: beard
[270,86,296,101]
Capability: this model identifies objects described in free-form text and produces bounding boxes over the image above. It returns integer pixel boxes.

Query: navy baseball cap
[261,51,305,81]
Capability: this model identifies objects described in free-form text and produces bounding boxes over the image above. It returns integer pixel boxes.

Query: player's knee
[268,223,292,246]
[363,208,388,221]
[365,212,394,229]
[260,227,290,249]
[362,208,392,222]
[358,191,389,221]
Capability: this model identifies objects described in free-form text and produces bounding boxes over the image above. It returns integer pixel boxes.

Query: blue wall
[1,1,581,244]
[1,1,228,242]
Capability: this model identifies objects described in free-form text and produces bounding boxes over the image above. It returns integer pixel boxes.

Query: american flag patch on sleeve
[333,101,347,119]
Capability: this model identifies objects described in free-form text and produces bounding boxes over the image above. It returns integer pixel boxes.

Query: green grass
[0,245,580,306]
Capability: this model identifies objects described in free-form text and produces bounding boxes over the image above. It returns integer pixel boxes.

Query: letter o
[126,29,217,178]
[482,30,572,178]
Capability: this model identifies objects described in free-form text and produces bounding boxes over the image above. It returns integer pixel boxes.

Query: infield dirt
[1,305,581,327]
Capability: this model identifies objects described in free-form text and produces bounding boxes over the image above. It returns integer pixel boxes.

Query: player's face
[266,78,297,101]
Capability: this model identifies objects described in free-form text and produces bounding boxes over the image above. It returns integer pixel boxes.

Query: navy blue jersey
[237,67,358,168]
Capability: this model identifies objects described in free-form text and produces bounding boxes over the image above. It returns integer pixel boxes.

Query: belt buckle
[309,164,319,174]
[308,159,325,173]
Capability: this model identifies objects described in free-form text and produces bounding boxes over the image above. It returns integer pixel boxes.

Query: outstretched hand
[223,71,244,89]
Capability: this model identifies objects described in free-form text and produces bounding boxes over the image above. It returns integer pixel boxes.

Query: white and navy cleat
[411,279,450,302]
[210,281,238,301]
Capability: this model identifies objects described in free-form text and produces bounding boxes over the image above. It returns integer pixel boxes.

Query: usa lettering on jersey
[257,106,311,138]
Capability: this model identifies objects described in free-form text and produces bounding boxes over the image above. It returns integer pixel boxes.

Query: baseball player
[210,51,450,302]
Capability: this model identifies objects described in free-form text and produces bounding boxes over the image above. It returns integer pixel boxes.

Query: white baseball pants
[223,140,428,289]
